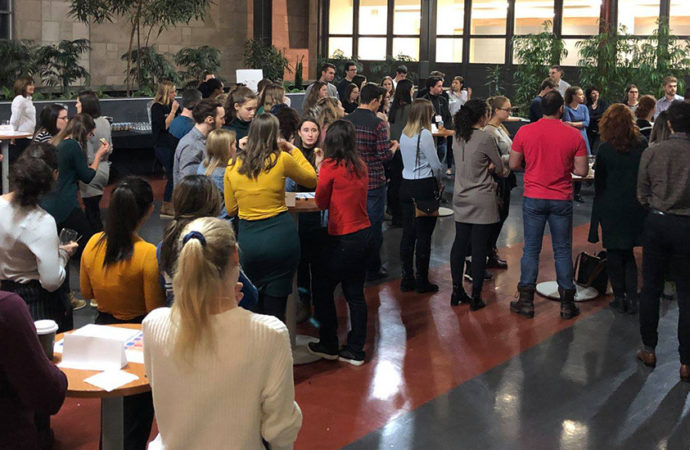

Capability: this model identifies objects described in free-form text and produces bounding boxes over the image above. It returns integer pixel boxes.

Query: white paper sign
[236,69,264,93]
[60,333,128,371]
[84,370,139,392]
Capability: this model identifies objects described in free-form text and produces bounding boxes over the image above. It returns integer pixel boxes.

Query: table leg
[101,397,124,450]
[1,140,9,193]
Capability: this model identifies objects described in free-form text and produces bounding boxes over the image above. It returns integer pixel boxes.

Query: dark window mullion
[506,0,516,64]
[353,0,360,58]
[387,0,394,57]
[463,0,471,65]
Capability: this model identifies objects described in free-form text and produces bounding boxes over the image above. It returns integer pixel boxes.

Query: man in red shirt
[508,91,588,319]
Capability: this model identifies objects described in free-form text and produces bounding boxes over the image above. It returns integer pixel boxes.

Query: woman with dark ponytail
[449,99,507,311]
[79,176,164,449]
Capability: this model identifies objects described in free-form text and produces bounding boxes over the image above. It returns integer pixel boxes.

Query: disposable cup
[34,319,59,360]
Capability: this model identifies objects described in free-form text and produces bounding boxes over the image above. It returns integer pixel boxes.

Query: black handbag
[575,250,608,294]
[412,133,443,217]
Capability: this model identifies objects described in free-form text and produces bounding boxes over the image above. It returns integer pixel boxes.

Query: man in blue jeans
[509,91,588,319]
[344,84,399,280]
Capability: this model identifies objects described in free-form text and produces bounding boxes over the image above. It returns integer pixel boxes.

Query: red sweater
[0,291,67,450]
[316,159,371,236]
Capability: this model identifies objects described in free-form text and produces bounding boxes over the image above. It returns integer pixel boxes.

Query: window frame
[0,0,11,41]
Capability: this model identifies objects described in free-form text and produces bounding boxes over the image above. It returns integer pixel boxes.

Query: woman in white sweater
[9,76,37,156]
[0,143,78,331]
[143,217,302,450]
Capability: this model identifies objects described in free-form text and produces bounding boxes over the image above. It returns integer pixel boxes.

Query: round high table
[0,131,33,193]
[54,323,148,450]
[287,196,322,364]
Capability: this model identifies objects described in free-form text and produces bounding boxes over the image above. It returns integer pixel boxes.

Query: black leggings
[399,178,438,279]
[450,222,494,297]
[83,195,104,232]
[258,293,287,323]
[606,248,637,299]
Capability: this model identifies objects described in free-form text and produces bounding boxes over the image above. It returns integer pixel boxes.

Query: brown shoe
[681,364,690,382]
[160,201,174,218]
[636,349,657,367]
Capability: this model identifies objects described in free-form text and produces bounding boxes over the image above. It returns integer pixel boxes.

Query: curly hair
[598,103,640,153]
[453,99,488,142]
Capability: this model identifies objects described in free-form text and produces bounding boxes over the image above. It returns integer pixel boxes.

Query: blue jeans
[366,186,386,273]
[436,140,447,165]
[519,197,575,290]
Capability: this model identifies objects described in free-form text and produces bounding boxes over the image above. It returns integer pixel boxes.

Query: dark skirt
[1,279,73,332]
[238,212,300,297]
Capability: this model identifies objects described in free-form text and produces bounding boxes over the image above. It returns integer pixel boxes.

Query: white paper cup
[35,319,59,360]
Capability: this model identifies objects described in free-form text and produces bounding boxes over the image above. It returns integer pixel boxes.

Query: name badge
[435,114,442,124]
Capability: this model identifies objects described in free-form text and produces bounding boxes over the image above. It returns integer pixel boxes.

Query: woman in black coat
[588,104,647,314]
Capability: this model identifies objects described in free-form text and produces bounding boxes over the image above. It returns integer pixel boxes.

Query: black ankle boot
[451,284,471,306]
[400,271,416,292]
[510,285,535,318]
[469,295,486,311]
[415,277,439,293]
[559,287,580,319]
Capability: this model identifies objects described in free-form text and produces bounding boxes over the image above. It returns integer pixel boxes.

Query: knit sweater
[143,307,302,450]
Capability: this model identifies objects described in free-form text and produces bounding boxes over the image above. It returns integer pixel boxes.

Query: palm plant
[244,39,290,82]
[512,21,567,114]
[121,46,179,93]
[174,46,221,87]
[38,39,91,96]
[0,40,43,92]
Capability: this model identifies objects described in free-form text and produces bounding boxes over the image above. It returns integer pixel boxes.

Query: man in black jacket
[423,76,452,162]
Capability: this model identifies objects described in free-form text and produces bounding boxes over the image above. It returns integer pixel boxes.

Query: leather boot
[400,269,416,292]
[559,287,580,319]
[510,285,535,318]
[415,276,439,294]
[486,248,508,269]
[450,284,471,306]
[681,364,690,382]
[636,348,656,367]
[469,294,486,311]
[160,201,174,217]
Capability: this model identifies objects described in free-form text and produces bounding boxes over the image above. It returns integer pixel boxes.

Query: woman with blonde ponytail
[143,217,302,450]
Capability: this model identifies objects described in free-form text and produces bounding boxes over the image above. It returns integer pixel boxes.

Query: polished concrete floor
[53,174,690,449]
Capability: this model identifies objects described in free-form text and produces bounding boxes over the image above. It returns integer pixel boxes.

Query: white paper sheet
[295,192,315,199]
[59,334,128,371]
[84,370,139,392]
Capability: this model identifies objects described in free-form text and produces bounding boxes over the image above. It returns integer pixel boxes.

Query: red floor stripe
[50,223,611,449]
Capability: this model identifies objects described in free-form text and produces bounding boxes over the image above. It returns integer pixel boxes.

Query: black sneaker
[338,347,365,366]
[307,342,338,360]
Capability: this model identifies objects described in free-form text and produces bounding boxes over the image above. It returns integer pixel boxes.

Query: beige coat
[452,129,506,224]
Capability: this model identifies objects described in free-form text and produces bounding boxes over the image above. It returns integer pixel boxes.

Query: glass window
[358,37,387,60]
[436,38,463,62]
[0,13,9,40]
[359,0,388,35]
[329,37,353,57]
[393,38,420,59]
[329,0,354,34]
[617,0,660,35]
[514,0,553,35]
[437,0,465,35]
[562,0,600,35]
[561,39,581,66]
[470,0,508,35]
[394,0,421,35]
[0,0,9,11]
[469,38,505,63]
[670,0,690,35]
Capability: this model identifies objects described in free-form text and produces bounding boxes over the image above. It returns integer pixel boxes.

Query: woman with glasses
[33,104,69,143]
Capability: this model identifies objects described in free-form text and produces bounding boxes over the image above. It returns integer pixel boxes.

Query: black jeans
[606,248,637,299]
[297,215,329,298]
[386,151,403,224]
[399,178,438,279]
[154,145,174,202]
[95,312,153,450]
[312,227,371,356]
[450,222,494,297]
[82,195,104,232]
[639,213,690,364]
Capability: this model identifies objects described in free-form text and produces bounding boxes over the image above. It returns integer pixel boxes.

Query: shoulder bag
[412,132,444,217]
[574,250,608,294]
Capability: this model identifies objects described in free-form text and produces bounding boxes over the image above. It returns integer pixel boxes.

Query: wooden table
[55,323,148,450]
[0,131,32,192]
[287,196,322,365]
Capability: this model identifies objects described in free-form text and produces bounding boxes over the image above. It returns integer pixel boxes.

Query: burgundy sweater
[0,291,67,450]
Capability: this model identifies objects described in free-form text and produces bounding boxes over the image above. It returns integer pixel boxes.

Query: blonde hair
[215,93,228,106]
[486,96,511,135]
[171,217,239,361]
[402,98,434,137]
[154,80,176,106]
[260,84,286,112]
[203,128,236,175]
[315,97,340,129]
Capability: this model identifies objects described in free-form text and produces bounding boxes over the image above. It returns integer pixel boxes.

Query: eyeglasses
[498,107,512,112]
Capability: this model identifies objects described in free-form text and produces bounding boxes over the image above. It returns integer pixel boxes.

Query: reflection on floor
[51,177,690,449]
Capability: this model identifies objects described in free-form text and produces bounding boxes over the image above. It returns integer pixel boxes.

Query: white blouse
[0,197,68,291]
[10,95,36,133]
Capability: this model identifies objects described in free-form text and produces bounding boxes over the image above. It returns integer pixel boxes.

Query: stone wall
[13,0,252,87]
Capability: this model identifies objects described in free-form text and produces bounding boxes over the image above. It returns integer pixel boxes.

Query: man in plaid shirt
[344,84,399,280]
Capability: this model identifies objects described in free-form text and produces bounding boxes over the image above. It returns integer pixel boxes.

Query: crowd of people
[1,62,690,449]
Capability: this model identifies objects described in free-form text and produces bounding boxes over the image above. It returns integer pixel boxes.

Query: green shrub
[244,40,290,82]
[121,46,179,92]
[174,46,221,87]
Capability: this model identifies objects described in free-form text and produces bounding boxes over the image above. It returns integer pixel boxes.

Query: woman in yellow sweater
[224,113,318,322]
[80,176,165,449]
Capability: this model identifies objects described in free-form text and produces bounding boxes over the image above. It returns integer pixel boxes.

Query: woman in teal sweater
[41,113,108,245]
